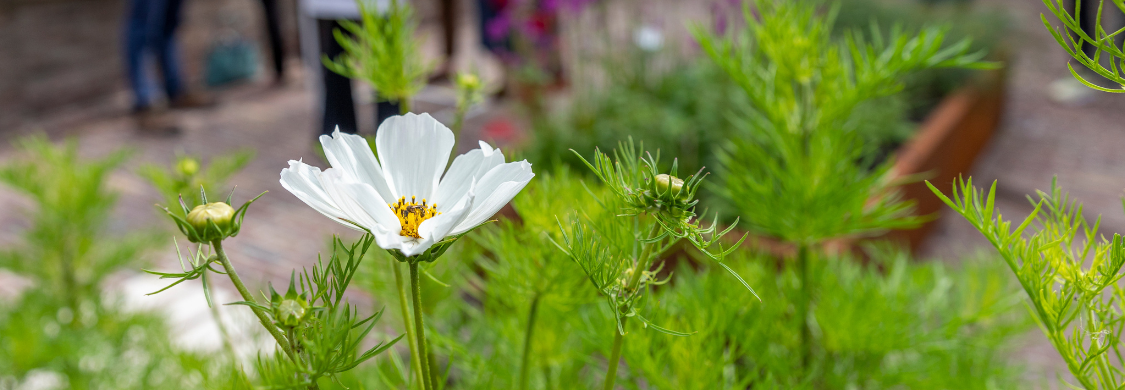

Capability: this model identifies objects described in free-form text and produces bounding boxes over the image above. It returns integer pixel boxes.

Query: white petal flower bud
[187,202,235,231]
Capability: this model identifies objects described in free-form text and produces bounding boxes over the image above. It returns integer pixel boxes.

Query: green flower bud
[176,157,200,177]
[164,190,262,244]
[187,202,235,231]
[456,73,481,91]
[654,174,686,199]
[277,298,309,328]
[269,275,312,328]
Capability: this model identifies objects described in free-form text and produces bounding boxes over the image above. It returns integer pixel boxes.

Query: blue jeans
[124,0,185,110]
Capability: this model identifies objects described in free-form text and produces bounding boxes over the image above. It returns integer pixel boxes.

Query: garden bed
[880,64,1008,253]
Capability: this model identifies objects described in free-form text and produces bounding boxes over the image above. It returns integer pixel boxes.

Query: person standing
[299,0,398,138]
[259,0,287,84]
[123,0,214,133]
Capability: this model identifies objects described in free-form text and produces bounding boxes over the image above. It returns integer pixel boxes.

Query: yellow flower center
[390,196,439,239]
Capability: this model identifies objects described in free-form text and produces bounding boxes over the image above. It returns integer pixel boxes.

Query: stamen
[389,195,440,239]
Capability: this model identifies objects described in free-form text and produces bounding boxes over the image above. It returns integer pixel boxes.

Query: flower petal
[320,127,395,202]
[373,229,413,254]
[433,141,505,212]
[450,160,534,234]
[280,160,356,230]
[317,169,386,231]
[419,189,474,242]
[375,113,454,201]
[397,237,435,258]
[340,181,402,236]
[374,233,423,257]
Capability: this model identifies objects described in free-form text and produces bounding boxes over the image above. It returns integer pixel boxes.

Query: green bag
[204,38,259,87]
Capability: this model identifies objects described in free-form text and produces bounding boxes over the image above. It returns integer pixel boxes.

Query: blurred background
[2,0,1125,388]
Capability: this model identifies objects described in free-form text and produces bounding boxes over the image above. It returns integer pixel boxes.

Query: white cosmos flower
[280,113,534,257]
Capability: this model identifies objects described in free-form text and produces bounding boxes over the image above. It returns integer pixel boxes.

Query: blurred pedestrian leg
[433,0,457,81]
[377,100,401,126]
[1049,0,1117,105]
[317,19,359,136]
[124,0,185,111]
[124,0,183,133]
[260,0,287,84]
[302,0,397,138]
[123,0,214,133]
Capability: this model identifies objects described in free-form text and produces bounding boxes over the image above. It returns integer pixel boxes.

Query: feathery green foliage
[0,136,238,389]
[323,0,429,103]
[0,289,243,390]
[930,178,1125,389]
[335,213,1029,389]
[247,235,402,389]
[624,248,1027,390]
[146,228,402,388]
[562,142,753,389]
[463,170,604,390]
[693,0,993,243]
[1041,0,1125,92]
[0,135,148,308]
[144,181,400,387]
[524,62,742,175]
[139,150,254,216]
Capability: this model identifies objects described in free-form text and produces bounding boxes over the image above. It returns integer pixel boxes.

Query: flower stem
[400,98,412,115]
[602,318,626,390]
[603,222,662,390]
[59,235,79,320]
[391,259,425,389]
[626,223,663,290]
[796,243,811,371]
[211,240,297,362]
[451,104,468,141]
[202,272,238,361]
[542,364,554,390]
[427,349,442,389]
[519,293,542,390]
[410,262,434,390]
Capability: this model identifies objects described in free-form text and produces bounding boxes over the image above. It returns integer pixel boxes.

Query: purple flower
[542,0,560,13]
[486,11,513,41]
[713,2,728,34]
[560,0,599,13]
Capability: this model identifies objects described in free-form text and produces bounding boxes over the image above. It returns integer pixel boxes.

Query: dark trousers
[124,0,185,109]
[1069,0,1100,58]
[1067,0,1125,60]
[260,0,285,79]
[317,20,401,137]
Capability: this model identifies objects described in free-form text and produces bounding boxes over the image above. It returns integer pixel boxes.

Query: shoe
[270,76,288,89]
[170,91,217,109]
[134,107,181,136]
